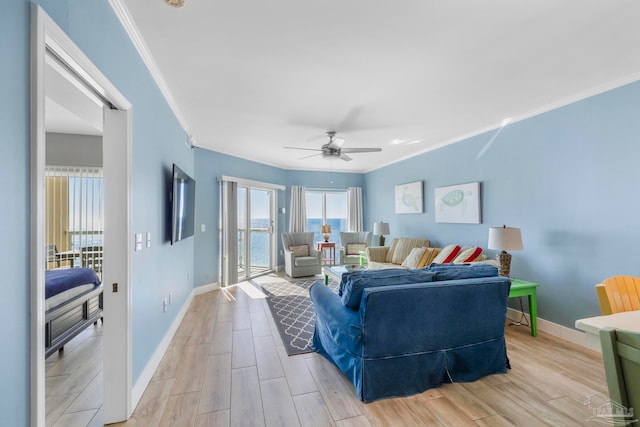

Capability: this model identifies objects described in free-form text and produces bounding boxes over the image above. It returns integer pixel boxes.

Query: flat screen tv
[171,163,196,245]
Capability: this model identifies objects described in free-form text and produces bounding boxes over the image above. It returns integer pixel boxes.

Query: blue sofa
[309,264,511,402]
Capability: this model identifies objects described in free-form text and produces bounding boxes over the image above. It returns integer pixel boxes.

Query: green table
[324,265,365,285]
[509,278,539,336]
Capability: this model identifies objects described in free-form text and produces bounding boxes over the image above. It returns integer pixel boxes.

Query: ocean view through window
[306,190,347,261]
[237,187,274,279]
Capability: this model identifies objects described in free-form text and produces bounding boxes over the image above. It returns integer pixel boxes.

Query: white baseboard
[506,307,591,351]
[194,281,220,295]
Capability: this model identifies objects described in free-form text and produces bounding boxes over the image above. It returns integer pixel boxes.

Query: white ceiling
[107,0,640,172]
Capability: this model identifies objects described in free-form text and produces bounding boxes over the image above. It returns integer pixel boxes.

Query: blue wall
[193,149,365,286]
[1,2,195,424]
[0,1,30,424]
[365,80,640,328]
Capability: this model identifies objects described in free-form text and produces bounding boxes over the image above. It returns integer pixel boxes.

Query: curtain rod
[219,175,285,191]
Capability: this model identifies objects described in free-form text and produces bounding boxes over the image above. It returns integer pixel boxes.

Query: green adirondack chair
[599,327,640,427]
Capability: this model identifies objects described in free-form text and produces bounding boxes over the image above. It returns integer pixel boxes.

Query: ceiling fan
[284,131,382,162]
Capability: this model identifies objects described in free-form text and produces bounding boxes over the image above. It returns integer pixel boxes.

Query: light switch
[135,233,143,251]
[201,224,206,232]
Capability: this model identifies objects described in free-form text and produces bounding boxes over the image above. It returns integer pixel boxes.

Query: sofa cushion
[432,244,461,264]
[392,238,430,265]
[289,244,309,257]
[294,256,319,267]
[417,247,441,268]
[401,247,427,269]
[428,263,498,281]
[385,239,400,263]
[339,269,435,310]
[346,243,367,255]
[452,246,483,263]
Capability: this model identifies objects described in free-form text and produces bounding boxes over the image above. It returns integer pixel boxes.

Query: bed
[45,268,103,358]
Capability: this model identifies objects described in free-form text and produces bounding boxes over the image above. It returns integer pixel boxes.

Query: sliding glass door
[237,187,274,280]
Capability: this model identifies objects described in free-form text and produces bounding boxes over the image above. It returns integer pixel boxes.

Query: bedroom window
[305,190,347,244]
[45,166,104,274]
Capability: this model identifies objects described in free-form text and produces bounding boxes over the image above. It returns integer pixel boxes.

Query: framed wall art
[435,182,481,223]
[395,181,423,214]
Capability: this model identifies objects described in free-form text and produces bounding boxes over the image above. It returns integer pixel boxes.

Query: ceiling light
[391,139,406,145]
[164,0,185,7]
[407,139,422,145]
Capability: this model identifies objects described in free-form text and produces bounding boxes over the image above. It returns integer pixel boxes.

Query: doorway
[237,187,275,280]
[32,6,132,426]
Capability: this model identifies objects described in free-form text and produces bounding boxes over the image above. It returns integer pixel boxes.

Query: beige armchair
[281,232,322,278]
[339,231,372,265]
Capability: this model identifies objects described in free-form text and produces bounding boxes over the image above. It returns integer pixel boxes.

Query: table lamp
[373,221,390,246]
[488,225,523,277]
[321,224,332,242]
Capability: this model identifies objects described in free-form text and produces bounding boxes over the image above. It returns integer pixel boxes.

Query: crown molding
[108,0,193,143]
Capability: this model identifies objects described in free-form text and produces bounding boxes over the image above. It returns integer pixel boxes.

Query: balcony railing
[238,227,271,277]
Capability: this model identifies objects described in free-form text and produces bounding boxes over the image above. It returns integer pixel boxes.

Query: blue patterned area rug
[255,276,339,356]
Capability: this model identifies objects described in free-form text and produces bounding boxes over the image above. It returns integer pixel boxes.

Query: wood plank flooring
[46,274,610,426]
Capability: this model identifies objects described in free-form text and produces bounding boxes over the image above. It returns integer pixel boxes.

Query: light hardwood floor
[46,274,609,426]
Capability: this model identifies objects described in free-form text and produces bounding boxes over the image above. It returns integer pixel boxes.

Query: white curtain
[289,185,306,232]
[221,180,238,286]
[347,187,364,231]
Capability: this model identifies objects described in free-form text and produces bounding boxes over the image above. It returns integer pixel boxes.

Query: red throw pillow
[432,244,461,264]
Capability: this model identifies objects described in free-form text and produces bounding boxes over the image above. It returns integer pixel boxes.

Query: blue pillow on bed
[339,269,436,310]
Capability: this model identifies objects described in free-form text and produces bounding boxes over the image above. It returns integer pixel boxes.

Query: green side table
[509,278,540,337]
[358,251,368,266]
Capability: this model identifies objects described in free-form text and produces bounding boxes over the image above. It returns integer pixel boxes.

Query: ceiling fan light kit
[163,0,185,8]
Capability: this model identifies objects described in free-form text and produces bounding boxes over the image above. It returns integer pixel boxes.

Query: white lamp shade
[488,226,523,251]
[373,221,390,236]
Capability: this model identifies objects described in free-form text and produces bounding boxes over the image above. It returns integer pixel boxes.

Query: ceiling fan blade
[340,147,382,153]
[299,153,322,160]
[336,106,365,132]
[284,146,322,152]
[339,153,353,161]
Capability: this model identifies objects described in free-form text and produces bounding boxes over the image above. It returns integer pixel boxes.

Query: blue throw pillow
[427,263,498,281]
[340,269,436,310]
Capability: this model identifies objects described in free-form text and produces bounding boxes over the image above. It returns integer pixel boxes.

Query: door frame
[30,5,132,426]
[221,176,284,282]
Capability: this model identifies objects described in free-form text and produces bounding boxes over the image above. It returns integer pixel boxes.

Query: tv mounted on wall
[171,163,196,245]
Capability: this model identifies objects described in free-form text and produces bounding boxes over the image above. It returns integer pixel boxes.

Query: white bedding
[45,283,95,311]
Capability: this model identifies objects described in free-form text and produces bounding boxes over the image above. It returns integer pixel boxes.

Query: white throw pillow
[401,247,427,269]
